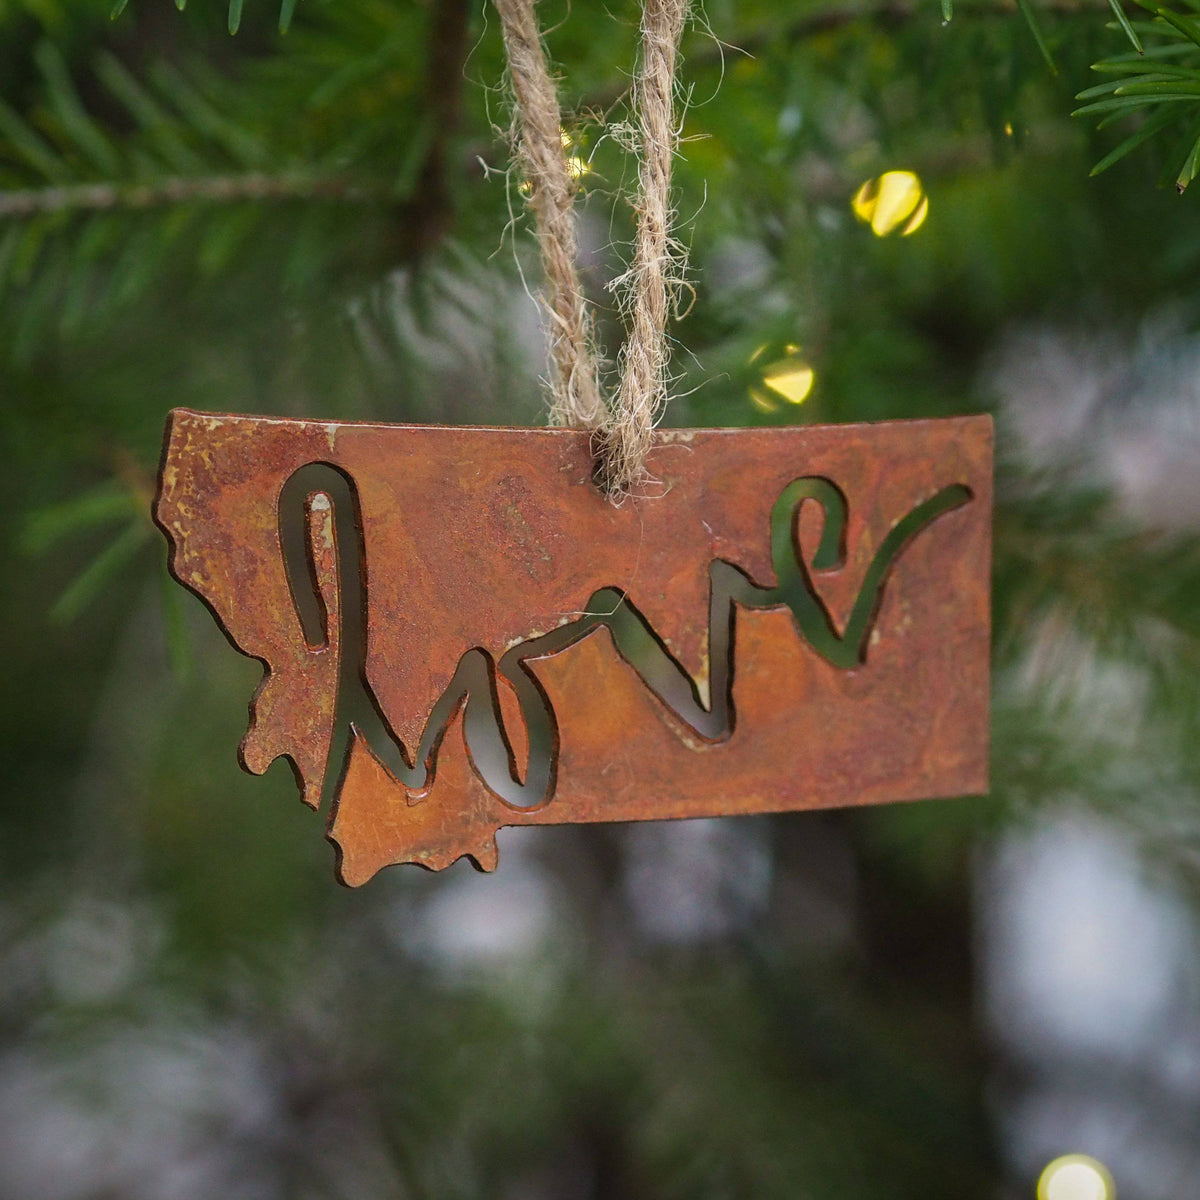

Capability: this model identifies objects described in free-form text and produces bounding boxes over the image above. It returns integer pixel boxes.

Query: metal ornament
[155,410,992,886]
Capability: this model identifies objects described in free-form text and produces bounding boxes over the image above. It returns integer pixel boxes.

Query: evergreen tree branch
[0,172,395,218]
[577,0,1119,111]
[721,0,1119,47]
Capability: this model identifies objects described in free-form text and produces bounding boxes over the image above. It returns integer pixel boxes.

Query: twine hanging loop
[493,0,690,497]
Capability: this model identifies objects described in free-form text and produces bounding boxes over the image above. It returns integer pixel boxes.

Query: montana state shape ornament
[155,410,991,885]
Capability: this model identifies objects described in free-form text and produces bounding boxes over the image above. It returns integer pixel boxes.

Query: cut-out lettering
[155,411,992,884]
[282,465,972,812]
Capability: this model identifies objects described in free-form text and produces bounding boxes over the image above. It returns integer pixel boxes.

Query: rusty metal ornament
[154,410,992,886]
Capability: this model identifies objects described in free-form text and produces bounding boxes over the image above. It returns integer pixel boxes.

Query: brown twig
[0,172,391,219]
[401,0,472,258]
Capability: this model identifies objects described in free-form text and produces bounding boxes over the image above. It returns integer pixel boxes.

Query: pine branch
[724,0,1117,45]
[579,0,1122,111]
[0,16,437,336]
[0,172,395,218]
[1074,0,1200,190]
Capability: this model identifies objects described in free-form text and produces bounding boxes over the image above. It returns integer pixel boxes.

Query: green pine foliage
[1075,0,1200,190]
[3,1,1200,1196]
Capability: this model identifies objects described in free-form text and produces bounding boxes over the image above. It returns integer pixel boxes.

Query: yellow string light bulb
[1037,1155,1115,1200]
[851,170,929,237]
[749,344,815,412]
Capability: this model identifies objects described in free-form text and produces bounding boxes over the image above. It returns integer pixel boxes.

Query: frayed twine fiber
[493,0,690,498]
[493,0,604,431]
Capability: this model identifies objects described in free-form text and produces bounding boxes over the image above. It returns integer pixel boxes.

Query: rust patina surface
[155,410,992,886]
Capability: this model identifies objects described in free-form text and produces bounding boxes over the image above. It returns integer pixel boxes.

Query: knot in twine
[494,0,690,499]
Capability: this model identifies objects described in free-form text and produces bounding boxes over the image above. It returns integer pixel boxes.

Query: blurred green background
[4,0,1200,1196]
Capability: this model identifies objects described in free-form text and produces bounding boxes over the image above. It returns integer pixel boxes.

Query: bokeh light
[561,128,590,182]
[851,170,928,236]
[520,129,590,195]
[749,343,815,411]
[1037,1155,1115,1200]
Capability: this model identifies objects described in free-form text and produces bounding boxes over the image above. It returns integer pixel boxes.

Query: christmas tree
[1,1,1199,1196]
